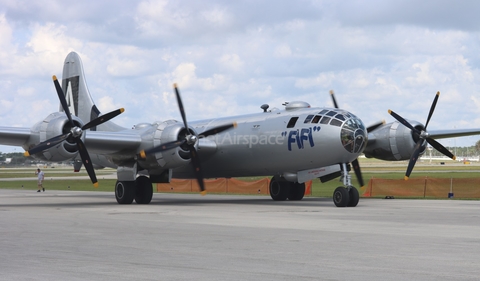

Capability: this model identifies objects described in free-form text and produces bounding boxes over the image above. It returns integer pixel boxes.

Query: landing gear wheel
[347,186,359,207]
[333,186,349,207]
[269,177,289,201]
[287,182,305,201]
[135,176,153,204]
[115,180,135,204]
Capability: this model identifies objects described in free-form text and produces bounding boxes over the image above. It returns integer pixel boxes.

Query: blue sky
[1,0,480,153]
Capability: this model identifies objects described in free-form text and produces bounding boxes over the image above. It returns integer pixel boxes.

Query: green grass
[2,161,480,198]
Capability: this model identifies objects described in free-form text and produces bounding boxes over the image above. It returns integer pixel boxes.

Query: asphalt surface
[1,189,480,280]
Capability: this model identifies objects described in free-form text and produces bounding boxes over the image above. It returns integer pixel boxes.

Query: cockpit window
[320,116,331,124]
[330,119,343,127]
[304,115,314,123]
[341,116,367,154]
[311,115,321,123]
[335,114,345,121]
[318,109,329,115]
[287,117,299,128]
[326,111,337,117]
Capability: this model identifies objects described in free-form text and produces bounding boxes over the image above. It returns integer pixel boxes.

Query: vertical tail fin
[60,52,123,132]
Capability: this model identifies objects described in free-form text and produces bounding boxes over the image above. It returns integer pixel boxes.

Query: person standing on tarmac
[36,168,44,192]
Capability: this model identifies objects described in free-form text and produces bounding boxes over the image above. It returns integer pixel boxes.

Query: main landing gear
[333,163,359,207]
[269,176,306,201]
[115,176,153,204]
[269,162,360,207]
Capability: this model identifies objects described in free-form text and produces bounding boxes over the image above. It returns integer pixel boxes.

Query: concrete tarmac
[1,189,480,281]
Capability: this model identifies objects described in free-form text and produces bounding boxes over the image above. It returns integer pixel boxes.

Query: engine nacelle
[364,121,427,161]
[137,120,194,170]
[23,112,83,161]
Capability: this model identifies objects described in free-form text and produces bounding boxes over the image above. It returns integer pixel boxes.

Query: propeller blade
[330,90,339,109]
[426,138,456,160]
[24,133,71,157]
[53,75,74,127]
[388,109,422,135]
[189,146,206,195]
[200,122,238,138]
[139,139,187,159]
[140,84,237,194]
[82,108,125,130]
[75,138,98,187]
[351,159,364,187]
[405,140,423,180]
[424,91,440,130]
[174,84,189,130]
[366,120,385,133]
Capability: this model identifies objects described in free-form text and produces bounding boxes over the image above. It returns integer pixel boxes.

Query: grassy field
[1,158,479,197]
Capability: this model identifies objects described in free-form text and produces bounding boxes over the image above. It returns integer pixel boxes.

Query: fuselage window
[311,115,321,123]
[330,119,343,127]
[287,117,299,128]
[320,116,331,124]
[304,115,314,123]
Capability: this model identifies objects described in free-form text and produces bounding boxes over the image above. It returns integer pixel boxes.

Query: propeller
[388,91,455,180]
[139,84,237,195]
[24,75,125,187]
[329,90,365,187]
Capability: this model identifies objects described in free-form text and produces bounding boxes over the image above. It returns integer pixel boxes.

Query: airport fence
[157,178,313,195]
[363,177,480,199]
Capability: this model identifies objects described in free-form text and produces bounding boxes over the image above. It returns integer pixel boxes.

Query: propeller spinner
[24,75,125,187]
[388,92,456,180]
[139,84,237,195]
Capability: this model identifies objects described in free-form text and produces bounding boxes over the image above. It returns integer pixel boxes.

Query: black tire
[269,177,289,201]
[347,186,359,207]
[115,181,135,204]
[288,182,305,201]
[135,176,153,204]
[333,186,349,207]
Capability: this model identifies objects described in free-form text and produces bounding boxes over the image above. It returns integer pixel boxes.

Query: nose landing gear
[333,163,359,207]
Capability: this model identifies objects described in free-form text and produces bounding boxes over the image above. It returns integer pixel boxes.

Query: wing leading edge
[428,128,480,140]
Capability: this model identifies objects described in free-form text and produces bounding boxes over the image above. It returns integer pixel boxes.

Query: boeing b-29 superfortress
[1,52,480,207]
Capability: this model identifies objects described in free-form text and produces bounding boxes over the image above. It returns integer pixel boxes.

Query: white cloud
[2,0,480,153]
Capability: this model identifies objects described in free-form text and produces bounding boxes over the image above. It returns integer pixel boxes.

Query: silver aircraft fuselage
[173,103,368,179]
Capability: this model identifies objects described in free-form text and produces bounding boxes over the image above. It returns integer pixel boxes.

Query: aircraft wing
[0,126,31,147]
[428,128,480,140]
[0,126,143,156]
[83,130,142,154]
